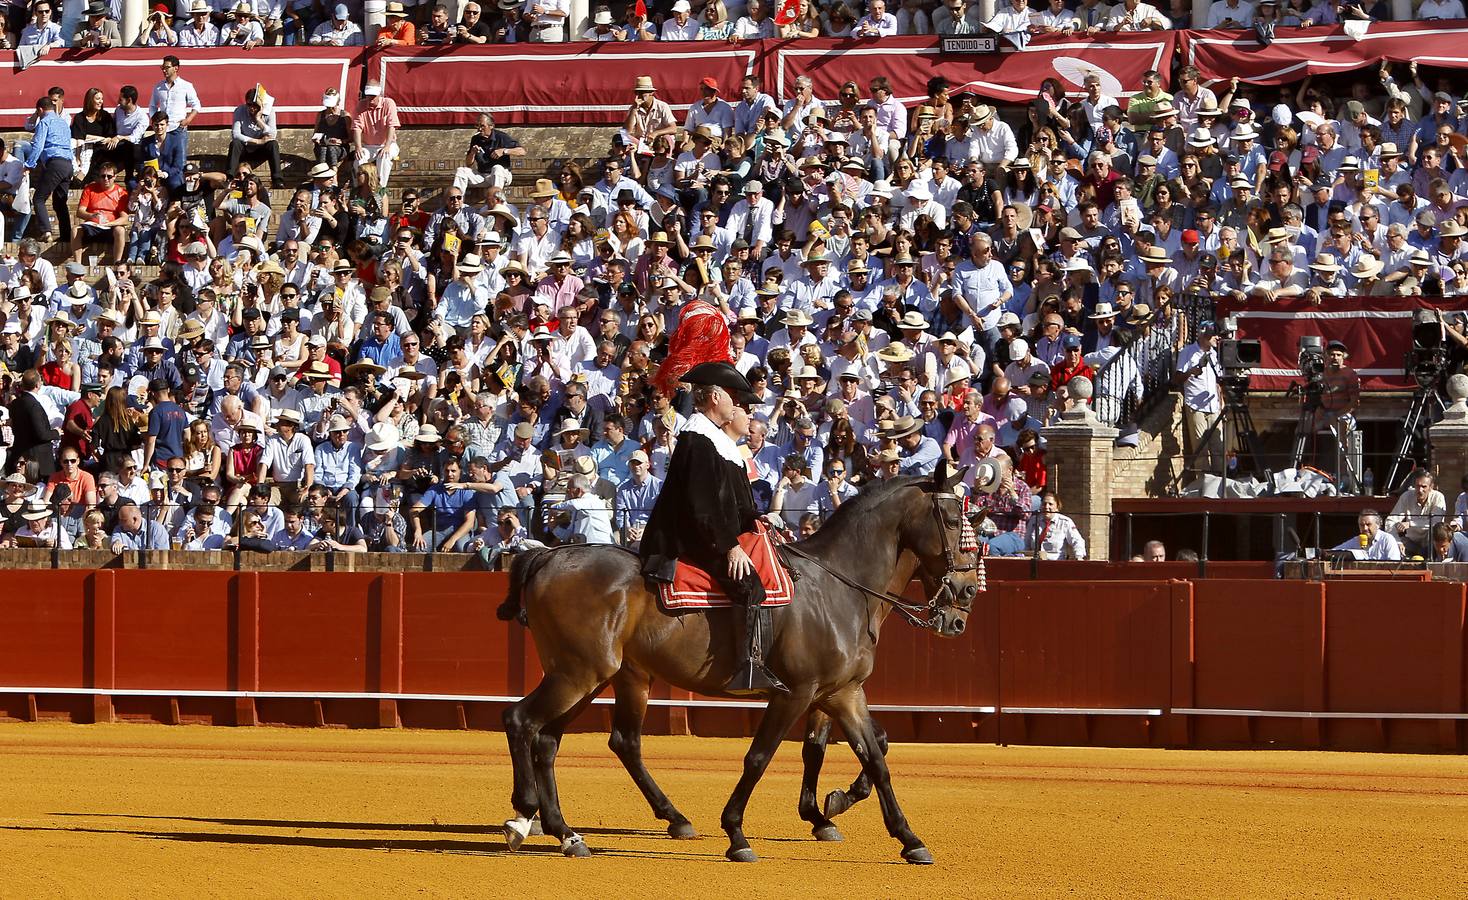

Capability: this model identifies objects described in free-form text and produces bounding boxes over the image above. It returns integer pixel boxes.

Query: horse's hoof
[503,818,531,851]
[902,845,934,865]
[726,846,758,863]
[812,825,844,842]
[823,790,853,819]
[667,821,697,840]
[561,834,592,858]
[528,817,545,837]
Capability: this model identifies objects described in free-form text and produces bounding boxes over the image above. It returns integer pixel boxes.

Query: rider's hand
[727,546,754,580]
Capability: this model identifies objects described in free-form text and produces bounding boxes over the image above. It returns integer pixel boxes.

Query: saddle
[656,523,794,613]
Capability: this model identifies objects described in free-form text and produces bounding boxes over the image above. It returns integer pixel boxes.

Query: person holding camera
[1173,319,1223,475]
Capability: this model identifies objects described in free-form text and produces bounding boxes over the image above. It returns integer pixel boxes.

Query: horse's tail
[496,548,553,624]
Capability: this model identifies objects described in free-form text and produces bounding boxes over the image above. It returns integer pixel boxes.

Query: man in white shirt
[853,0,900,36]
[1173,321,1222,474]
[969,105,1018,168]
[1079,74,1119,130]
[660,0,700,38]
[553,474,615,544]
[1417,0,1466,19]
[1332,509,1402,560]
[523,0,569,41]
[1034,0,1078,31]
[685,77,735,136]
[309,3,363,44]
[1205,0,1253,28]
[1107,0,1169,30]
[1384,470,1447,557]
[148,55,201,188]
[727,180,775,257]
[983,0,1032,44]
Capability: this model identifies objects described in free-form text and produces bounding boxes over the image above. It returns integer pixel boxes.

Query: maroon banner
[0,48,359,128]
[1179,20,1468,87]
[767,32,1176,106]
[370,44,760,127]
[372,34,1176,127]
[1217,296,1468,391]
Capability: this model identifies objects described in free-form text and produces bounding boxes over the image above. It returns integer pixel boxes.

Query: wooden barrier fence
[0,570,1462,752]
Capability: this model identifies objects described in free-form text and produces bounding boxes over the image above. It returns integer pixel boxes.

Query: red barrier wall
[1,570,1463,752]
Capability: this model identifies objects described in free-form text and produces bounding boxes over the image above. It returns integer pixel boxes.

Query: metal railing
[1092,294,1215,432]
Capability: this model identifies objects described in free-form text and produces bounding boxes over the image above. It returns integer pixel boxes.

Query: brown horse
[496,464,979,864]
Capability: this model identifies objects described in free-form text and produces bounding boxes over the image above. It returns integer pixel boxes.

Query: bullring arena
[0,565,1465,896]
[7,6,1468,894]
[1,726,1465,897]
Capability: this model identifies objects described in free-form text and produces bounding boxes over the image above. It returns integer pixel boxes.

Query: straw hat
[888,415,922,439]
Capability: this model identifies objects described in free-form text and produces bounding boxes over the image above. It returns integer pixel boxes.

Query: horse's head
[900,460,981,638]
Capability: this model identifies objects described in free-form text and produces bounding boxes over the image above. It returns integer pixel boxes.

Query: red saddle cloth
[657,523,794,612]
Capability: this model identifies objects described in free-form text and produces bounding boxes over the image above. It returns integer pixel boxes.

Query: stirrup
[724,660,789,696]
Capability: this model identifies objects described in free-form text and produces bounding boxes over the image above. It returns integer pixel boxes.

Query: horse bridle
[782,490,980,631]
[924,490,981,615]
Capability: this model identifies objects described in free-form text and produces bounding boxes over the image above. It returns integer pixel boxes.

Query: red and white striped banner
[1217,296,1468,391]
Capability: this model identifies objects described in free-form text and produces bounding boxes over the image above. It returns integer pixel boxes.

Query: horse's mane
[796,475,924,554]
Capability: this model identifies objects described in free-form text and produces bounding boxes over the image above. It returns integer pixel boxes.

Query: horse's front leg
[722,687,815,862]
[824,685,931,865]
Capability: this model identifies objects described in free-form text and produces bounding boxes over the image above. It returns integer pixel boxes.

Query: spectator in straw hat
[626,75,678,150]
[375,1,417,46]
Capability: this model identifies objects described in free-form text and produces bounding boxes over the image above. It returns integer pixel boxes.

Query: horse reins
[779,542,936,629]
[779,491,983,631]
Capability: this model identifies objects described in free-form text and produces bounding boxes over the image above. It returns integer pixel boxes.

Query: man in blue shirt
[24,95,73,243]
[354,311,401,367]
[411,457,478,551]
[892,415,942,476]
[109,502,171,551]
[590,414,638,487]
[144,379,188,470]
[613,450,662,547]
[315,415,364,523]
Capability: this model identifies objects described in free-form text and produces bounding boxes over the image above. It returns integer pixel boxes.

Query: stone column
[1430,374,1468,503]
[121,0,146,47]
[1392,0,1415,22]
[364,0,386,45]
[1041,378,1118,560]
[1191,0,1210,28]
[975,0,996,24]
[567,0,590,41]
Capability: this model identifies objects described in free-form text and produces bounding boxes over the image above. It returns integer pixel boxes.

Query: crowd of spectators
[3,2,1468,560]
[2,0,1465,53]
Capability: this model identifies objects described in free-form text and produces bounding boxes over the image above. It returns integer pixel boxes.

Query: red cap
[700,76,719,91]
[151,1,168,10]
[1181,229,1200,243]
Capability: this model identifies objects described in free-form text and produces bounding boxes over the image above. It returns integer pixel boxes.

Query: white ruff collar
[681,412,745,467]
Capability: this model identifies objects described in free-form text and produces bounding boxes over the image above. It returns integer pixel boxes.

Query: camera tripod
[1289,393,1361,494]
[1185,373,1267,493]
[1385,383,1445,493]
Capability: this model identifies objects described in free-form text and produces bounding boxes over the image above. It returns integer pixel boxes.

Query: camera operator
[1299,339,1362,489]
[1438,309,1468,376]
[1314,340,1360,427]
[1173,320,1223,475]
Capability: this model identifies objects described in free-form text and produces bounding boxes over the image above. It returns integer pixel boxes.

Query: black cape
[639,430,759,590]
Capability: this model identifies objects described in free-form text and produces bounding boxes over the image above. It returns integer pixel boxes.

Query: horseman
[640,361,789,696]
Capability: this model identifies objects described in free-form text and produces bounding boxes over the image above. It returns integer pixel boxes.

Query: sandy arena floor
[0,723,1463,898]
